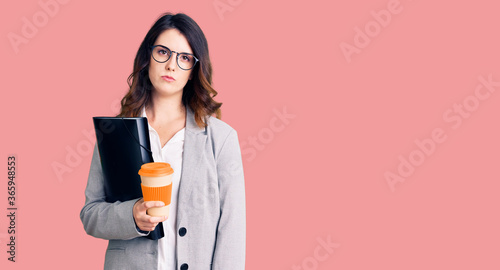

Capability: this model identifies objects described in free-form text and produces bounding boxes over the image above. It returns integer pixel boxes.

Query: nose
[165,52,178,71]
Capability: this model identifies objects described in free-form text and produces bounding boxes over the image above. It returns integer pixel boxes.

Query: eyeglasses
[150,45,199,70]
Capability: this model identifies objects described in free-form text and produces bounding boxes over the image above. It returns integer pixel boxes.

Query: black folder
[93,117,164,240]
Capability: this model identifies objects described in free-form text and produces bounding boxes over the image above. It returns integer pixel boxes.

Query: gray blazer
[80,107,246,269]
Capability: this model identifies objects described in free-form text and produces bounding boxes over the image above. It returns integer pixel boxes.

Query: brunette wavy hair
[118,13,221,128]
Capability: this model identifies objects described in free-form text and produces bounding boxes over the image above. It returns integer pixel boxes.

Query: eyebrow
[154,44,194,55]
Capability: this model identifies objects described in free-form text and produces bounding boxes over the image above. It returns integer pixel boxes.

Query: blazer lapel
[176,107,206,224]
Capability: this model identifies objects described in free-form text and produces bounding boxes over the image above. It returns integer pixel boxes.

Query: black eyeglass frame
[150,45,199,70]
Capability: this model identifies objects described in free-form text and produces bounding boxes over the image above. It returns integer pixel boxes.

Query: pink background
[2,0,500,269]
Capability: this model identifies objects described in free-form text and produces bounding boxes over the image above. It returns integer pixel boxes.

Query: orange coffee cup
[138,162,174,217]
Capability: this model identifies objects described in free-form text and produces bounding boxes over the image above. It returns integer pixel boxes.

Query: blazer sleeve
[80,144,147,240]
[212,129,246,269]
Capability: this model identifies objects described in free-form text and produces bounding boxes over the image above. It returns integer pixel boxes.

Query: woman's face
[148,28,194,98]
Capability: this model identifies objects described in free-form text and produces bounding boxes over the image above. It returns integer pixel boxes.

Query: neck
[146,91,186,123]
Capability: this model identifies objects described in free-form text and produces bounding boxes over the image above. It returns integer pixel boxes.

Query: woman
[80,13,246,270]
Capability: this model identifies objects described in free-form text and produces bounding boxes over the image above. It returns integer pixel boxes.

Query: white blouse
[142,108,185,270]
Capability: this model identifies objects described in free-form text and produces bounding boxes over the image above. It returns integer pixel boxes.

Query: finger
[137,220,157,231]
[141,225,155,232]
[147,216,166,223]
[143,201,165,209]
[144,223,159,231]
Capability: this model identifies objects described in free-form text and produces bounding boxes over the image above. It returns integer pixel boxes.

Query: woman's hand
[133,198,168,231]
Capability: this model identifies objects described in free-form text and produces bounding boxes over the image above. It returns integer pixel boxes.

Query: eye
[180,54,193,62]
[158,49,168,55]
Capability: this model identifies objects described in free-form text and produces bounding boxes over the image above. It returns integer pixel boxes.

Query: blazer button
[180,263,189,270]
[179,227,187,237]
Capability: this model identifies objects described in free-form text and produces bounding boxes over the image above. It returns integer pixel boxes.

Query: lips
[162,75,175,82]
